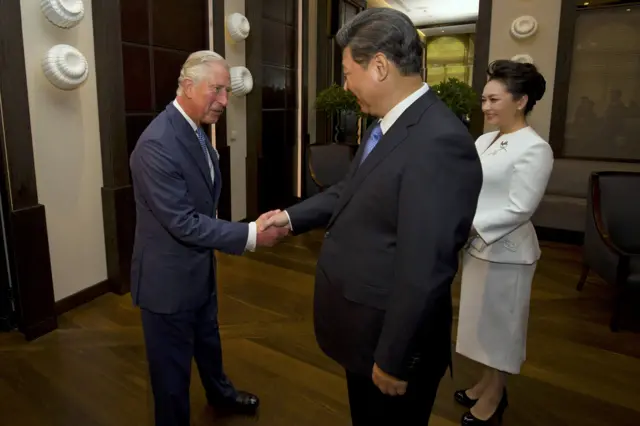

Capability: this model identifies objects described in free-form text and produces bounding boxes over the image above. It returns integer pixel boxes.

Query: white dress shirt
[379,83,429,135]
[173,99,257,251]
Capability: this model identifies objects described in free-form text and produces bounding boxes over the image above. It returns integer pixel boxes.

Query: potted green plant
[431,78,477,127]
[315,84,367,143]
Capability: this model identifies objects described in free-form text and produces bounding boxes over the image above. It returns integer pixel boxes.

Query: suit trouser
[141,296,237,426]
[345,361,447,426]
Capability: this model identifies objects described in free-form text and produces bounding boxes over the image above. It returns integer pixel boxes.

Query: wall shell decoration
[511,54,534,64]
[40,0,85,29]
[226,13,250,42]
[510,15,538,39]
[42,44,89,90]
[230,66,253,97]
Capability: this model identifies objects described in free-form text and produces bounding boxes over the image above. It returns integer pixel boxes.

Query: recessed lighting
[583,1,589,5]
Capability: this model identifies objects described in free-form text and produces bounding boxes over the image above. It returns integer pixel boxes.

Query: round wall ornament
[226,13,250,42]
[230,66,253,97]
[40,0,85,29]
[510,15,538,39]
[42,44,89,90]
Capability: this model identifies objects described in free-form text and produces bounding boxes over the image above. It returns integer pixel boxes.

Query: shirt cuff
[284,211,293,232]
[245,221,257,252]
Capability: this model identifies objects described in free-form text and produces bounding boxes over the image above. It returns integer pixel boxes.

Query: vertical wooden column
[92,0,212,295]
[469,0,493,139]
[92,0,135,295]
[0,0,57,340]
[212,0,232,221]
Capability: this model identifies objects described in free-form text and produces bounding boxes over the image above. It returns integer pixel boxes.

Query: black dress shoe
[461,391,508,425]
[212,391,260,416]
[454,389,478,408]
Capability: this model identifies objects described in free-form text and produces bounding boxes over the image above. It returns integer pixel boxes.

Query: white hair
[176,50,229,96]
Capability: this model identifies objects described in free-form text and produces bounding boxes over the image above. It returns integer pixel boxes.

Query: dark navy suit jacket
[129,102,249,314]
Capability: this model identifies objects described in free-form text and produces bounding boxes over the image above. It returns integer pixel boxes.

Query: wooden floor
[1,230,639,426]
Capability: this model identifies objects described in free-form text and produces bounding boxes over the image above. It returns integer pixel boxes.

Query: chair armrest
[590,181,635,282]
[592,186,634,258]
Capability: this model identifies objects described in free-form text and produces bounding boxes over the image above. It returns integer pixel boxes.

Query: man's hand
[256,210,281,231]
[259,210,290,231]
[372,363,408,396]
[255,210,289,247]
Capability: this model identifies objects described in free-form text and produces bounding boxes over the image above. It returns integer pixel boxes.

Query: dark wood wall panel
[313,0,332,150]
[153,49,190,111]
[93,0,211,295]
[212,0,232,220]
[469,0,492,139]
[246,0,263,219]
[121,0,208,145]
[0,143,14,331]
[93,0,136,296]
[548,1,577,156]
[246,0,300,215]
[0,0,57,339]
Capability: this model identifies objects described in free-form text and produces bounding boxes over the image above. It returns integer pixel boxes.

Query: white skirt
[455,251,537,374]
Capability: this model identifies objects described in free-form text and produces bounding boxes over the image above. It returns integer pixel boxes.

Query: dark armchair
[577,171,640,331]
[308,143,354,191]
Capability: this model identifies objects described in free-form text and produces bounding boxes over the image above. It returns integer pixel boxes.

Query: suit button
[325,231,330,238]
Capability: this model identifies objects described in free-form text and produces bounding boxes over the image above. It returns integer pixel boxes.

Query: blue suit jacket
[129,103,248,314]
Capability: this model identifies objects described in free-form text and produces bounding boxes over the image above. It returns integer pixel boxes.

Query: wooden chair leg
[610,300,622,332]
[576,265,589,291]
[610,283,627,332]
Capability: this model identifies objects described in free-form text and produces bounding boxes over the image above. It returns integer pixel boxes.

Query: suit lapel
[205,138,222,202]
[327,91,438,228]
[168,105,215,195]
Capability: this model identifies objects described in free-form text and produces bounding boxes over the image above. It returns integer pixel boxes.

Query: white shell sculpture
[40,0,85,29]
[511,54,534,64]
[42,44,89,90]
[510,15,538,40]
[226,13,250,42]
[230,66,253,97]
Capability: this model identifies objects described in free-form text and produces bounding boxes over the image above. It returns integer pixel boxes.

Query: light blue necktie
[360,123,383,165]
[195,127,215,184]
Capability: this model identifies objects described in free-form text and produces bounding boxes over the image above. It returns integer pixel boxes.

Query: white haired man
[129,51,288,426]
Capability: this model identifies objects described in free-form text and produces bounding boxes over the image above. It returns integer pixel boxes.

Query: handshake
[255,209,291,248]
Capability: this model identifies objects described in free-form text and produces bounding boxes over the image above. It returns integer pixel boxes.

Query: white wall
[20,0,107,301]
[222,0,248,221]
[487,0,562,139]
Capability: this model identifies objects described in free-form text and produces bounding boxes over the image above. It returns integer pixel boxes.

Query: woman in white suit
[454,60,553,426]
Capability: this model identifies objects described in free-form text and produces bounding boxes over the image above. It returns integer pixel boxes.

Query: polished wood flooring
[1,230,639,426]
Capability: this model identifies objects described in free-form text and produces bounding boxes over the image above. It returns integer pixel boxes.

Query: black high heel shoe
[454,389,478,408]
[461,390,508,425]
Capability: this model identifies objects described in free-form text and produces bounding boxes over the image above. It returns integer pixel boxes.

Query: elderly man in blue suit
[129,50,287,426]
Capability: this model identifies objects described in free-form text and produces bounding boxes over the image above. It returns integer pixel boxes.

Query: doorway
[258,0,300,212]
[0,93,17,332]
[244,0,301,215]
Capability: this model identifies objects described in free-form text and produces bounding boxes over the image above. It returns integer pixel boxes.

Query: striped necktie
[195,127,215,184]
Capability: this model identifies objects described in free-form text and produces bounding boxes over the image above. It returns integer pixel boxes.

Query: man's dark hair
[335,8,423,76]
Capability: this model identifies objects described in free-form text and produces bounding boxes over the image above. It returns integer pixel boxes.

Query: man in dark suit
[264,8,483,425]
[129,51,288,426]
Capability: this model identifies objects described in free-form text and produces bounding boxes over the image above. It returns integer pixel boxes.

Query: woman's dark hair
[487,60,546,115]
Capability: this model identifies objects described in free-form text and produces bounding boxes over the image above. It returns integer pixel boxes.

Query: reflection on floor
[1,230,639,426]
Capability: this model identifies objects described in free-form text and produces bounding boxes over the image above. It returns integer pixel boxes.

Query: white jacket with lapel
[467,126,554,264]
